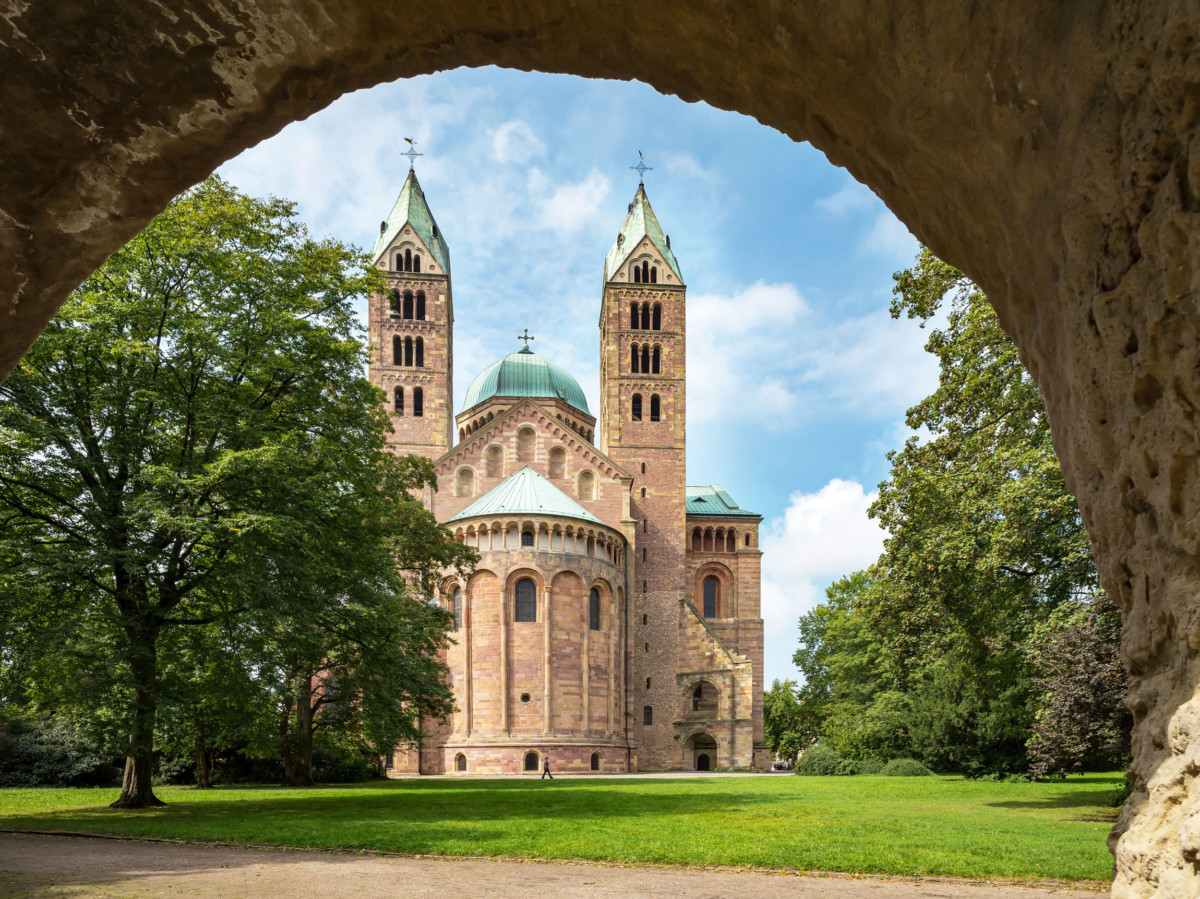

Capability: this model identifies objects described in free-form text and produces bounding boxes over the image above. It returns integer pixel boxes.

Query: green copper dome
[461,346,590,416]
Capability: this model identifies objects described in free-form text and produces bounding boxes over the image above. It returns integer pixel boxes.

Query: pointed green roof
[461,347,590,416]
[604,184,683,283]
[447,466,605,526]
[372,170,451,274]
[686,485,760,518]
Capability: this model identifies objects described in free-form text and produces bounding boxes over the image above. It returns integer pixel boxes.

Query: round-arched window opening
[524,752,539,772]
[521,530,535,547]
[520,692,532,704]
[515,578,537,622]
[455,753,467,772]
[590,752,600,771]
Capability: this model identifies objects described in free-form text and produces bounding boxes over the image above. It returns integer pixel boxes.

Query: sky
[218,66,940,687]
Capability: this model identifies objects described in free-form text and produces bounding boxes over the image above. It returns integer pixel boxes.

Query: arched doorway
[523,752,539,772]
[689,733,717,771]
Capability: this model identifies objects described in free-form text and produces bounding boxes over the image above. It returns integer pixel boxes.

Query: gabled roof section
[447,465,606,526]
[686,485,760,518]
[371,170,451,274]
[604,184,683,283]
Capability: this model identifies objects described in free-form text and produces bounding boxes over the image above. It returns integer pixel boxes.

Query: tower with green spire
[368,169,455,459]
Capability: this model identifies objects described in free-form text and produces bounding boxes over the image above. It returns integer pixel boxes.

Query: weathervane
[517,329,535,349]
[402,137,423,170]
[631,150,652,184]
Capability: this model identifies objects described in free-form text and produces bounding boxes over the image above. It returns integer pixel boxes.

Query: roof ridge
[446,464,606,526]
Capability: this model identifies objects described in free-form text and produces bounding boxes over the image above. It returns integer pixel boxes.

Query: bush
[317,757,380,783]
[794,744,858,776]
[882,758,932,777]
[0,715,122,787]
[856,758,885,775]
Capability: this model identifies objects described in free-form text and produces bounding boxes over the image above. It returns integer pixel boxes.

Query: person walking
[541,757,554,780]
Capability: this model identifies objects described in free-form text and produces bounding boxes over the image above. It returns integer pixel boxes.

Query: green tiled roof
[371,170,451,274]
[461,347,590,416]
[447,466,605,526]
[604,184,683,283]
[686,485,759,518]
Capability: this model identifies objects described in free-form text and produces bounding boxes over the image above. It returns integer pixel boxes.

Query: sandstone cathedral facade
[368,169,765,774]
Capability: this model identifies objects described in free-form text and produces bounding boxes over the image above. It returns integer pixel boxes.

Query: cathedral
[368,167,765,774]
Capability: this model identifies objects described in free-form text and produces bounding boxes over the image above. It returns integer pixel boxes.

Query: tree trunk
[110,623,165,808]
[293,674,316,786]
[193,726,212,789]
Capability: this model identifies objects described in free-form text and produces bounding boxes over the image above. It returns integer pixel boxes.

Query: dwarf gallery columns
[542,584,552,735]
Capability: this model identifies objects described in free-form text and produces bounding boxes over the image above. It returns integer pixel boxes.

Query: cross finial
[402,137,423,170]
[631,150,652,184]
[517,329,535,349]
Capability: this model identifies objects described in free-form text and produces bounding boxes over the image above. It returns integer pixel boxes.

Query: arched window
[630,343,640,372]
[416,290,426,320]
[455,753,467,772]
[392,335,402,365]
[577,470,595,501]
[403,290,414,319]
[394,386,404,415]
[641,462,646,474]
[549,447,565,479]
[630,301,639,329]
[521,530,535,547]
[413,386,423,417]
[455,467,474,498]
[631,393,642,422]
[517,426,536,463]
[726,532,736,552]
[413,253,421,272]
[404,336,413,367]
[453,587,463,630]
[691,527,702,551]
[643,706,653,726]
[652,303,662,330]
[650,266,657,284]
[486,445,503,478]
[703,576,718,617]
[523,752,539,772]
[404,248,412,272]
[589,588,601,631]
[641,345,650,374]
[515,577,537,622]
[415,336,424,367]
[650,395,661,422]
[642,301,651,329]
[590,752,600,771]
[641,261,650,283]
[633,264,641,283]
[652,346,661,374]
[746,533,752,546]
[390,289,401,314]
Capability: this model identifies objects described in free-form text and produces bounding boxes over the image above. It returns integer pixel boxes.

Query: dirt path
[0,833,1107,898]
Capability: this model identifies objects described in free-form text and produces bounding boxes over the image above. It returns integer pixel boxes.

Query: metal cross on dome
[517,329,535,348]
[631,150,652,184]
[402,137,423,170]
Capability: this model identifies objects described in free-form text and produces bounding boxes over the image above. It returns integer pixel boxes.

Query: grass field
[0,774,1120,884]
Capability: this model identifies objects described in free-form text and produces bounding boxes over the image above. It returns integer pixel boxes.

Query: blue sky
[218,67,940,686]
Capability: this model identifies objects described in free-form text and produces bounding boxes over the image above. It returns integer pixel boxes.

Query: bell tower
[368,168,454,459]
[598,181,687,769]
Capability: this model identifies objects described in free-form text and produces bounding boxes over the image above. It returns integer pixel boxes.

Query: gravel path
[0,833,1107,898]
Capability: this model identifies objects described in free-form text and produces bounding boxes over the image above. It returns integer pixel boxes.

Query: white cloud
[859,210,920,261]
[491,119,545,164]
[527,168,612,235]
[815,180,877,216]
[759,479,886,683]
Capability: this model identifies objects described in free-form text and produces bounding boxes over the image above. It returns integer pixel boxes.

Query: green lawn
[0,774,1119,884]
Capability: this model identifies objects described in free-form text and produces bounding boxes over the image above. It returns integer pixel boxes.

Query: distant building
[369,170,765,773]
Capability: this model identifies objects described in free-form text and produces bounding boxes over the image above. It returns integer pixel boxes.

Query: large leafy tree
[0,177,474,806]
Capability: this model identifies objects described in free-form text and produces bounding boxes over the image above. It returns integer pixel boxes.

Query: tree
[763,680,806,761]
[0,177,474,806]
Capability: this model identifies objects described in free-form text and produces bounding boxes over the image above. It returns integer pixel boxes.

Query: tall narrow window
[413,254,421,272]
[390,289,401,314]
[486,445,503,478]
[403,290,414,319]
[726,532,736,552]
[415,337,424,367]
[455,467,474,497]
[633,264,642,283]
[641,261,650,282]
[652,303,662,330]
[515,577,537,622]
[392,335,402,366]
[577,470,596,501]
[630,343,639,372]
[643,706,653,726]
[642,302,651,329]
[589,588,601,631]
[591,752,600,771]
[630,301,639,329]
[517,426,536,463]
[645,677,651,689]
[652,346,661,374]
[394,386,404,415]
[650,266,657,283]
[416,290,426,320]
[453,587,463,630]
[549,447,565,479]
[650,395,661,422]
[404,248,412,272]
[631,393,642,422]
[396,253,404,271]
[404,336,413,367]
[641,345,650,374]
[413,386,423,417]
[692,527,702,551]
[703,576,718,617]
[456,753,467,772]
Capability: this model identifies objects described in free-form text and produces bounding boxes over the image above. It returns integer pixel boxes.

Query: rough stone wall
[10,1,1200,890]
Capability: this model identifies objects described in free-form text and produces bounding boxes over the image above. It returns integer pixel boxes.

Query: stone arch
[577,469,595,501]
[548,446,566,479]
[485,443,504,478]
[454,465,475,498]
[5,8,1200,888]
[683,679,721,716]
[694,562,734,618]
[455,752,467,773]
[517,425,536,463]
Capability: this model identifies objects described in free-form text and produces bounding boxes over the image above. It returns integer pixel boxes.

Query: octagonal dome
[461,346,590,416]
